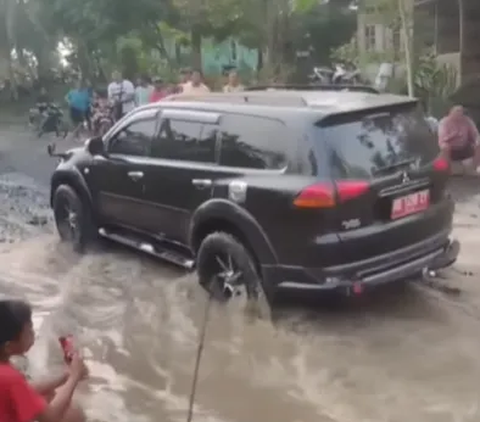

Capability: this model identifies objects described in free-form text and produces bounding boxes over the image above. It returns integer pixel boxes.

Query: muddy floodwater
[2,132,480,422]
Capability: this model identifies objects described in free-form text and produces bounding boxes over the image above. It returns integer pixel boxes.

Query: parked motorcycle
[309,64,364,86]
[332,64,363,85]
[29,103,68,138]
[308,66,334,84]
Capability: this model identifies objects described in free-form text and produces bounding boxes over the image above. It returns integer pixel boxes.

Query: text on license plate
[391,189,430,220]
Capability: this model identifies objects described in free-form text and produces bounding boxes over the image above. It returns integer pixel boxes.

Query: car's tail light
[336,181,370,202]
[433,156,449,172]
[293,181,369,208]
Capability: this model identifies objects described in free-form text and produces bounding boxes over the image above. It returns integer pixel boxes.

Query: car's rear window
[318,107,439,179]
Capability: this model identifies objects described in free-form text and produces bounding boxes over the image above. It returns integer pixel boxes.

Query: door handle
[127,171,144,181]
[192,178,212,189]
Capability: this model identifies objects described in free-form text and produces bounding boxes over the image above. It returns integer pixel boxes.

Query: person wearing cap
[149,77,168,103]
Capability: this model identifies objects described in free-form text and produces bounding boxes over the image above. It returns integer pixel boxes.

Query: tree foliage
[0,0,357,93]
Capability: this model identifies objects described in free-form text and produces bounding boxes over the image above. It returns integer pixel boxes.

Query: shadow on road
[448,176,480,203]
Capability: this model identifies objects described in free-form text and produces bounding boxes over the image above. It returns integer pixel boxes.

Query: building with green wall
[164,37,259,75]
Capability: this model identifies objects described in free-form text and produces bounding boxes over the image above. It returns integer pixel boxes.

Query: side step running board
[98,228,195,270]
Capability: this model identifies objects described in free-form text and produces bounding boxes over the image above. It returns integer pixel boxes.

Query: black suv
[49,89,459,307]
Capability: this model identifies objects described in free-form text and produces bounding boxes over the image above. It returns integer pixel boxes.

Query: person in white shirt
[181,69,210,95]
[107,71,135,120]
[223,70,245,93]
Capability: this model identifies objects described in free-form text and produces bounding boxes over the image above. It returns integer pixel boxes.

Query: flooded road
[2,130,480,422]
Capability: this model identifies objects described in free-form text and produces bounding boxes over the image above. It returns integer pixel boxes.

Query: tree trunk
[175,42,182,65]
[151,24,173,68]
[457,0,463,84]
[33,45,56,86]
[190,29,202,70]
[3,0,18,100]
[398,0,414,97]
[257,47,263,72]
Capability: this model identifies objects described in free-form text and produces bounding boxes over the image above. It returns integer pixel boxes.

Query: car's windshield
[317,106,439,179]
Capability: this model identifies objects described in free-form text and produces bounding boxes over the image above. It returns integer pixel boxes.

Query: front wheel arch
[189,200,278,267]
[50,170,94,216]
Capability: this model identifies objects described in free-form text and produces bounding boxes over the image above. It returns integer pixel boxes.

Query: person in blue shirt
[65,80,91,135]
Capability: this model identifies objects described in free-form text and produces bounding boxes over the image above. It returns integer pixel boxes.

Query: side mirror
[85,137,105,156]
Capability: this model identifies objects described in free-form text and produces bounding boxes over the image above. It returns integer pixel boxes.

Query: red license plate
[391,190,430,220]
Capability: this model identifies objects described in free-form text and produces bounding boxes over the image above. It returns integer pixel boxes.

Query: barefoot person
[438,105,480,173]
[0,299,88,422]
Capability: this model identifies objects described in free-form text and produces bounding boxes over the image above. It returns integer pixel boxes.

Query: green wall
[164,37,258,75]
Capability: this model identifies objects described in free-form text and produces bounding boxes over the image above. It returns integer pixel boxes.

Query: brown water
[2,175,480,422]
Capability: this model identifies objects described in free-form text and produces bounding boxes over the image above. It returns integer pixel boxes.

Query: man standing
[65,79,91,137]
[181,69,210,95]
[223,70,245,93]
[438,105,480,174]
[108,71,135,120]
[135,75,154,106]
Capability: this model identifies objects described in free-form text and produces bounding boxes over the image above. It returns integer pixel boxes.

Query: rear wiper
[374,158,416,174]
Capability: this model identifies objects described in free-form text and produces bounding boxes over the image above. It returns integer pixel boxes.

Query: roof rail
[164,92,308,107]
[245,84,379,94]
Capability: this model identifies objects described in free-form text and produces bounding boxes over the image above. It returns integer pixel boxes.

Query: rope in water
[186,279,216,422]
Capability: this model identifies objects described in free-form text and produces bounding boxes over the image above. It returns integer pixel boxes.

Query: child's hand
[69,353,89,382]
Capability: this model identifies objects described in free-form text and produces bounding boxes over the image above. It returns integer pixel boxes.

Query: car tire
[196,231,271,319]
[53,184,95,253]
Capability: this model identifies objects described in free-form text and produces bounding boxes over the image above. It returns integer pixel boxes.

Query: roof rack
[245,84,379,94]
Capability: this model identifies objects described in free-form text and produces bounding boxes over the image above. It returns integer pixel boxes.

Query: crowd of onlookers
[59,67,245,137]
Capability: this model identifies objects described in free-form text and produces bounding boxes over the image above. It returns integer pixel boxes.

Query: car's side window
[150,119,217,163]
[218,114,287,169]
[108,118,156,157]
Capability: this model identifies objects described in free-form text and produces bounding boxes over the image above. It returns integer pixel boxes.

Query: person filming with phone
[0,299,88,422]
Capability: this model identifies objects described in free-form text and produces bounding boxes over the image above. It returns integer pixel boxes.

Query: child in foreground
[0,299,88,422]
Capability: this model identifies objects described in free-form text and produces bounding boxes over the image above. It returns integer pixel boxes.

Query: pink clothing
[438,114,479,150]
[149,90,168,103]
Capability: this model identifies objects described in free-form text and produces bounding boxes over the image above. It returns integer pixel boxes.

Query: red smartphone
[58,335,74,364]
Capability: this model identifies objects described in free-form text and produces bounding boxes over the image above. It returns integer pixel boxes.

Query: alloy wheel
[210,253,245,302]
[56,198,79,241]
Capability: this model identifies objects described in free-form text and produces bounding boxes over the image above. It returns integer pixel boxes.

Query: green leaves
[293,0,323,13]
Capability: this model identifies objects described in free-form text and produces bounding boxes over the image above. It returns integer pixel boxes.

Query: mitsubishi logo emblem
[401,172,410,183]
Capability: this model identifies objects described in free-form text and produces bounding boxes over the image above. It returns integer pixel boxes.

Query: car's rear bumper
[262,231,460,292]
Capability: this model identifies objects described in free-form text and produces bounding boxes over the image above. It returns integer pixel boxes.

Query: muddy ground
[2,127,480,422]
